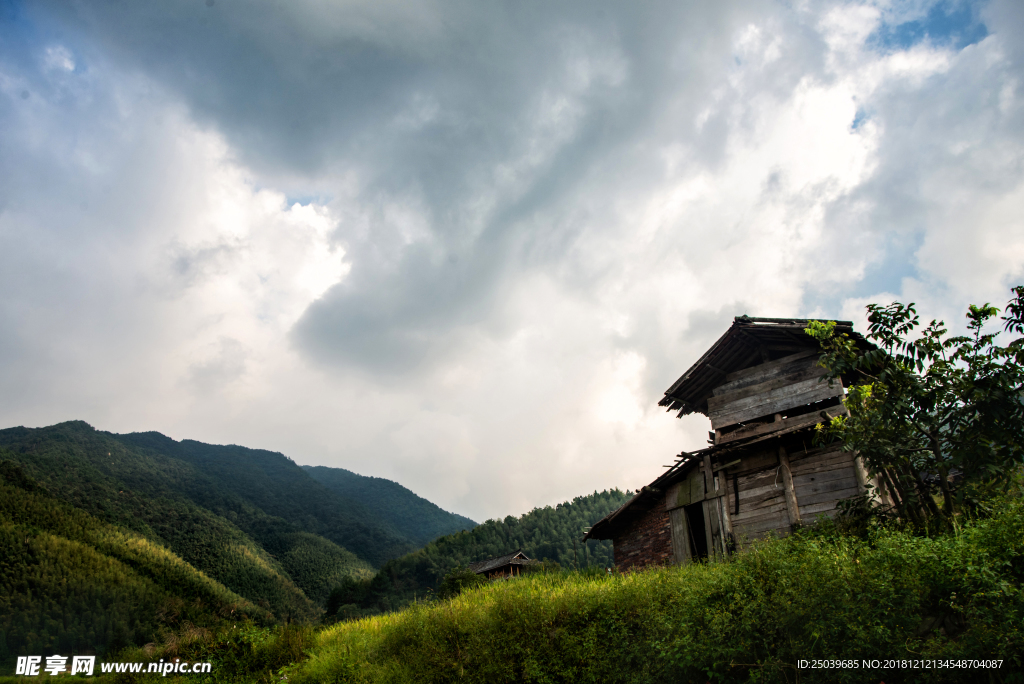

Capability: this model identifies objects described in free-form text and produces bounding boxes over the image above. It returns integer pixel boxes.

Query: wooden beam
[777,445,802,527]
[852,452,869,493]
[719,484,734,552]
[713,459,742,472]
[738,317,853,326]
[734,328,771,363]
[717,404,847,445]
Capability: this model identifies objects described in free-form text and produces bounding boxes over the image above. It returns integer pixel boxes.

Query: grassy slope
[0,422,370,617]
[291,498,1024,684]
[303,465,477,547]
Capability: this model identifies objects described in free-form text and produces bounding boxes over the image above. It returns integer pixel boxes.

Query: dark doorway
[684,502,708,560]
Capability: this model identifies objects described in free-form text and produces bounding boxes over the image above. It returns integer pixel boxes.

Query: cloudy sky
[1,0,1022,522]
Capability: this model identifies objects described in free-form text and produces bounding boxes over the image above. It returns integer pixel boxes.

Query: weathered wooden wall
[728,448,791,542]
[708,351,843,431]
[612,446,864,565]
[789,445,861,522]
[725,444,861,546]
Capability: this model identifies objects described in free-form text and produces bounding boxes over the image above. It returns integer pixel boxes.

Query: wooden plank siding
[669,507,690,565]
[729,463,789,544]
[790,447,860,522]
[708,362,827,408]
[709,355,843,429]
[636,445,866,561]
[718,446,862,546]
[710,377,842,429]
[711,350,819,395]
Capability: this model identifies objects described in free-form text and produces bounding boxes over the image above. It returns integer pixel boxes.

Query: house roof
[583,448,709,543]
[583,403,851,543]
[468,550,536,574]
[659,317,866,418]
[586,316,873,544]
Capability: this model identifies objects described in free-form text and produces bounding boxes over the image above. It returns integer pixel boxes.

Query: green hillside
[128,492,1023,684]
[0,459,268,668]
[302,465,477,547]
[298,495,1024,683]
[0,421,631,676]
[0,422,373,619]
[327,489,629,616]
[113,431,416,568]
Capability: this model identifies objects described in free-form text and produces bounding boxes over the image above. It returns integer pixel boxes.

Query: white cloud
[1,0,1022,523]
[43,45,75,72]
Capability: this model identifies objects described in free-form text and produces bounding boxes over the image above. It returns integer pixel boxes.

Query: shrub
[435,566,487,600]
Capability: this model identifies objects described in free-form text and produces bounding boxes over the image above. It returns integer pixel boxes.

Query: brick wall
[612,497,672,571]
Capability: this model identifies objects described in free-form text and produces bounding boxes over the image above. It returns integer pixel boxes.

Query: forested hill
[0,457,271,665]
[0,421,379,618]
[112,430,416,567]
[0,420,625,662]
[328,489,630,615]
[303,465,476,547]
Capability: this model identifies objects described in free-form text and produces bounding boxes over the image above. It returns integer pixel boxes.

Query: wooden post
[852,452,890,508]
[777,445,802,527]
[852,452,869,492]
[702,455,715,499]
[702,499,716,560]
[669,508,690,565]
[719,475,734,552]
[703,454,728,558]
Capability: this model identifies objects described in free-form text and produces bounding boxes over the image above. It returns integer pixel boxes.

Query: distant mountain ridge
[303,465,476,547]
[0,421,478,629]
[0,420,632,670]
[0,422,369,617]
[112,430,418,568]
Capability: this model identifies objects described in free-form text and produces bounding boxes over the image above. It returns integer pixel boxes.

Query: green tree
[806,286,1024,523]
[435,566,487,600]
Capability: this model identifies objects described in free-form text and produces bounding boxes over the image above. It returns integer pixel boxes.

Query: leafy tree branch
[805,286,1024,524]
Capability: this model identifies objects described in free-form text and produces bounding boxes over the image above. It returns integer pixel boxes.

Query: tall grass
[36,498,1020,684]
[287,498,1024,684]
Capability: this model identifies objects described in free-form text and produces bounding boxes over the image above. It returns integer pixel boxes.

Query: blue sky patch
[870,0,988,53]
[851,108,869,130]
[801,230,924,319]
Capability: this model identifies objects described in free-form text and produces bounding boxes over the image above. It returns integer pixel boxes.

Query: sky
[1,0,1022,523]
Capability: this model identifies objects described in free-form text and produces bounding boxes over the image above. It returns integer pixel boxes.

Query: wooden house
[584,316,879,571]
[468,550,538,579]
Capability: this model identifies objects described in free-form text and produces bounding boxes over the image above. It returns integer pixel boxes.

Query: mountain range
[0,420,475,661]
[0,420,625,668]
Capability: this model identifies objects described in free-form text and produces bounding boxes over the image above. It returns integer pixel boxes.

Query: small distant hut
[585,316,885,571]
[468,550,538,579]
